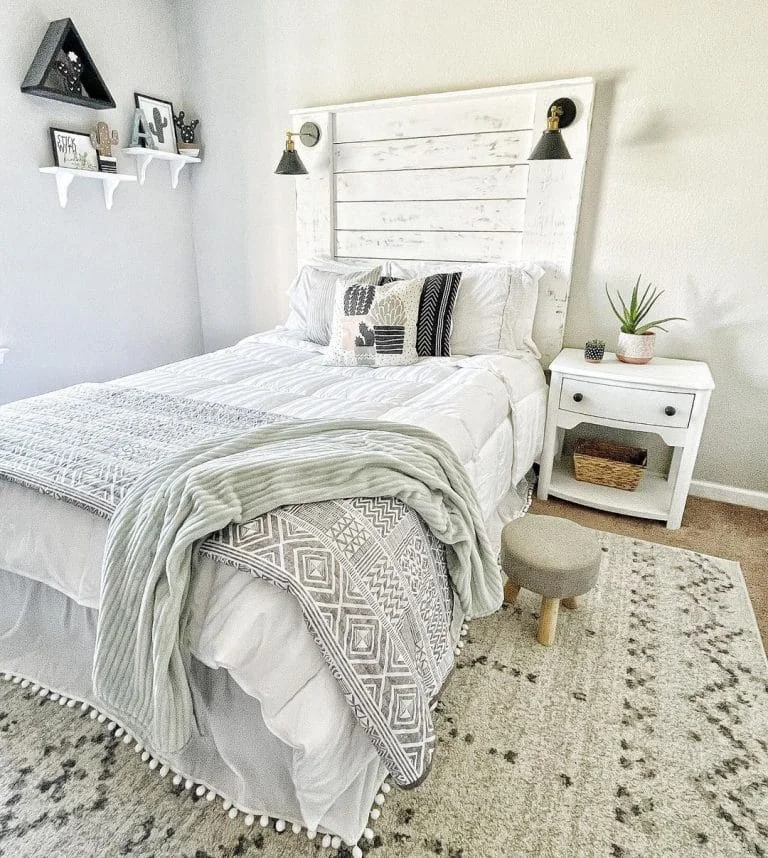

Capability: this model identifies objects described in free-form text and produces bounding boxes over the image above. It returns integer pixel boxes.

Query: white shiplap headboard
[290,77,594,366]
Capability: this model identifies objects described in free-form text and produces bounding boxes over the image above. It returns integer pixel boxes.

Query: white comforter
[0,329,545,825]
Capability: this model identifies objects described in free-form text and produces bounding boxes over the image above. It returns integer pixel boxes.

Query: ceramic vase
[616,331,655,364]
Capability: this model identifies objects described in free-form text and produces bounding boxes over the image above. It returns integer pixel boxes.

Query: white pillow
[324,277,424,367]
[285,260,382,344]
[387,261,543,357]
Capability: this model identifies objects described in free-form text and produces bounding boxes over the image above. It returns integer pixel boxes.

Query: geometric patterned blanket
[0,383,456,787]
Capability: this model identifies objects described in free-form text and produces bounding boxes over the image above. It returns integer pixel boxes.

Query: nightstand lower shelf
[548,457,673,521]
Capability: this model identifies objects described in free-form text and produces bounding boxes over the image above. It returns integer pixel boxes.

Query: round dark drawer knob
[664,405,676,416]
[573,392,583,402]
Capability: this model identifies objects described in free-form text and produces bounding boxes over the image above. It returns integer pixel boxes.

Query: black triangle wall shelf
[21,18,116,110]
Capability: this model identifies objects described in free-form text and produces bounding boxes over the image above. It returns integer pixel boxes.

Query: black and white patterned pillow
[379,272,462,357]
[325,278,424,367]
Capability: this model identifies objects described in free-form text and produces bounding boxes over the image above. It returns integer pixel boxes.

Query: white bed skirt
[0,567,391,843]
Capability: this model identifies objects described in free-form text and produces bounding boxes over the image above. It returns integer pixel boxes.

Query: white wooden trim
[289,77,594,115]
[291,78,595,366]
[689,479,768,511]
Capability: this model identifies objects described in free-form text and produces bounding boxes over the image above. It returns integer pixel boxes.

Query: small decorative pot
[178,144,200,157]
[584,340,606,362]
[616,331,655,364]
[373,325,405,355]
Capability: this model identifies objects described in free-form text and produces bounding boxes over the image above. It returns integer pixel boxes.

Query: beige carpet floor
[2,529,767,857]
[530,494,768,653]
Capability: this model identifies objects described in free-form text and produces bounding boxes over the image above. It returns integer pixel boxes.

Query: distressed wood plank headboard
[290,77,594,366]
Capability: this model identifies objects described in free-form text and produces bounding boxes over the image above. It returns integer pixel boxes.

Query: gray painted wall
[0,1,203,404]
[175,0,768,494]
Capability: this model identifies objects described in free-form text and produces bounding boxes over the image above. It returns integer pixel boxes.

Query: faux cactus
[149,107,168,143]
[56,51,83,94]
[173,111,200,145]
[344,284,375,316]
[90,121,119,158]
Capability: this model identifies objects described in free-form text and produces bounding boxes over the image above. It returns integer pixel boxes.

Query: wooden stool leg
[504,580,521,605]
[562,596,578,610]
[537,597,560,646]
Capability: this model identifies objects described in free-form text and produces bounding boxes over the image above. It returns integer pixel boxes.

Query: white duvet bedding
[0,328,545,826]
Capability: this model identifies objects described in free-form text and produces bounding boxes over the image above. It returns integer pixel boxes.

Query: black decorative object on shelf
[21,18,115,110]
[173,111,201,156]
[174,112,200,145]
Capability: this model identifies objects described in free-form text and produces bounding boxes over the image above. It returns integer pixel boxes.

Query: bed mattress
[0,328,545,839]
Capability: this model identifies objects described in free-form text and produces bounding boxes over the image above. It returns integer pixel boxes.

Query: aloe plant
[606,276,685,334]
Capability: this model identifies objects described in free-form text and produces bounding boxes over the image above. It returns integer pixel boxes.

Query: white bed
[0,327,545,842]
[0,77,594,847]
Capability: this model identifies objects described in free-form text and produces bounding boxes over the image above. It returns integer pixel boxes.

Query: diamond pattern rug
[1,532,767,857]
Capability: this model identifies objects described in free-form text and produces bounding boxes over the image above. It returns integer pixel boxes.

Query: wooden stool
[500,515,601,646]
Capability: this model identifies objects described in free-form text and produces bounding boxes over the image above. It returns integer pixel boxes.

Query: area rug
[1,533,767,857]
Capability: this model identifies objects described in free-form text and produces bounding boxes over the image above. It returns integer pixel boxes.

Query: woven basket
[572,438,648,491]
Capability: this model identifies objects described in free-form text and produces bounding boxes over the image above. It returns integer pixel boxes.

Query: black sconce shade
[528,131,572,160]
[275,148,308,175]
[528,97,576,161]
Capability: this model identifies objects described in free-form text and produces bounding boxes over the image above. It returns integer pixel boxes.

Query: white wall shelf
[40,167,137,211]
[122,148,201,189]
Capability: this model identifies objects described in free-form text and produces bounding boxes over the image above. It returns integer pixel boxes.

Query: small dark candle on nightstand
[584,339,606,362]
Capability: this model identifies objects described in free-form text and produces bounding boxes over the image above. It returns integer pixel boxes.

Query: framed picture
[49,127,100,171]
[134,93,178,153]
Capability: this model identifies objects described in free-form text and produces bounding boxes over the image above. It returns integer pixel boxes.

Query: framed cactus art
[134,93,178,154]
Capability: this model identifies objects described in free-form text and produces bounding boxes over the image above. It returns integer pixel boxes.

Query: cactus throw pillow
[324,277,425,367]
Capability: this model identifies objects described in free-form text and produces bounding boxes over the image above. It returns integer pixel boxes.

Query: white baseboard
[689,479,768,511]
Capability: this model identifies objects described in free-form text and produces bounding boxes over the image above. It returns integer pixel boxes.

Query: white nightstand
[537,348,714,530]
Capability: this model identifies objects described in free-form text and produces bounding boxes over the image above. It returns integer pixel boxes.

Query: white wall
[176,0,768,494]
[0,1,202,404]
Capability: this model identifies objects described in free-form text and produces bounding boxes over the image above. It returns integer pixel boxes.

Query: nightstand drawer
[559,378,694,428]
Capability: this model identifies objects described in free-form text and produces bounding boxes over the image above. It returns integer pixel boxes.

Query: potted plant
[606,276,685,364]
[584,339,605,362]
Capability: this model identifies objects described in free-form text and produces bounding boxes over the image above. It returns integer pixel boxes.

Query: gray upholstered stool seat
[500,515,601,646]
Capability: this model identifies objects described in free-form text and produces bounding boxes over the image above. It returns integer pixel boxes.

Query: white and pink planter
[616,331,656,364]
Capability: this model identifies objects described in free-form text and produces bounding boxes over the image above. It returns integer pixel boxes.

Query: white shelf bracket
[169,159,186,189]
[135,153,153,186]
[53,171,75,208]
[102,177,121,211]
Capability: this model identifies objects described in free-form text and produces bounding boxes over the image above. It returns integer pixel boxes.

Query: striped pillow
[291,265,382,345]
[379,272,462,357]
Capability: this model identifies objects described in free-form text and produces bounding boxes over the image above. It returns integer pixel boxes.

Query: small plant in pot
[606,276,685,364]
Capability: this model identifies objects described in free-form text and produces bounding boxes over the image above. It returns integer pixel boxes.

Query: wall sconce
[274,121,321,175]
[528,98,576,160]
